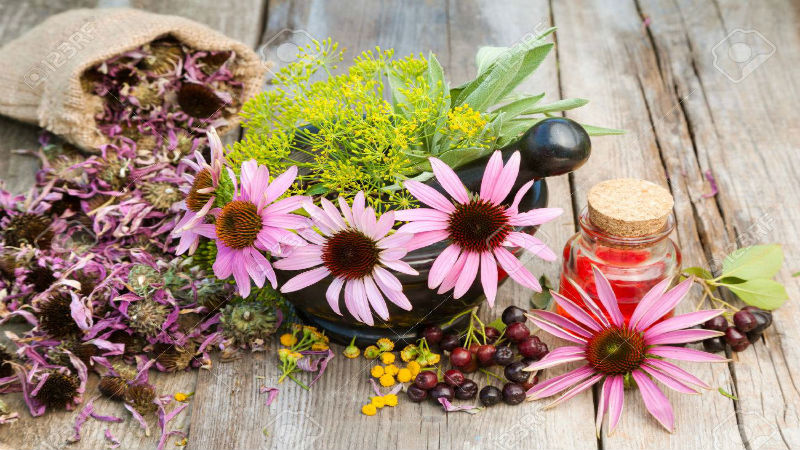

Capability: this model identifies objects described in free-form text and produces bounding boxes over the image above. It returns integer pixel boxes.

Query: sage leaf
[455,55,524,112]
[683,267,713,279]
[724,278,788,310]
[496,118,545,147]
[522,98,589,114]
[492,93,546,119]
[438,147,492,169]
[581,124,625,135]
[531,275,554,309]
[722,244,783,280]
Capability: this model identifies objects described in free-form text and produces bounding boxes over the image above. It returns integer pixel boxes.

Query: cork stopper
[587,179,674,237]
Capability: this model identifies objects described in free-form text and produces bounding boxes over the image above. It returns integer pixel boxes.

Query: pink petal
[280,267,331,293]
[304,202,340,233]
[263,214,310,230]
[529,365,595,399]
[564,277,610,328]
[377,232,415,249]
[363,276,389,321]
[350,192,366,231]
[375,280,412,311]
[525,345,586,371]
[264,195,308,215]
[381,259,418,276]
[509,179,535,214]
[454,252,480,298]
[631,369,674,432]
[379,247,407,262]
[641,365,698,394]
[350,278,373,326]
[430,157,470,204]
[319,198,346,230]
[404,180,455,213]
[371,210,395,240]
[428,244,461,289]
[643,359,711,390]
[264,166,298,205]
[480,151,503,200]
[645,329,724,346]
[508,208,563,226]
[644,309,725,337]
[531,310,592,339]
[437,250,468,294]
[343,280,361,322]
[606,375,625,435]
[480,252,498,307]
[403,229,449,251]
[373,266,402,292]
[647,346,729,363]
[360,207,378,236]
[635,277,694,331]
[396,220,449,234]
[596,376,611,436]
[545,374,603,409]
[325,277,344,315]
[592,266,625,327]
[394,208,450,222]
[629,278,672,330]
[550,291,603,332]
[528,316,587,344]
[489,151,521,204]
[273,246,323,270]
[338,196,354,226]
[504,232,557,261]
[493,247,541,291]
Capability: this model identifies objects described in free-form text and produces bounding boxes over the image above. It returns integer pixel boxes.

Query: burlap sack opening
[0,8,265,152]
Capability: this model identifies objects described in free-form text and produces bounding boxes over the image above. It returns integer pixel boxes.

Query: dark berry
[461,357,479,373]
[455,379,478,400]
[518,336,548,360]
[468,343,480,355]
[429,382,454,403]
[450,347,472,368]
[484,327,501,344]
[522,375,539,392]
[414,371,438,390]
[748,309,773,334]
[703,336,726,353]
[439,334,460,352]
[422,325,444,345]
[476,345,497,366]
[746,331,762,344]
[733,310,757,333]
[504,361,530,383]
[703,315,728,332]
[479,385,502,406]
[725,326,749,351]
[493,346,515,366]
[502,382,526,405]
[444,369,464,387]
[506,322,530,342]
[502,306,526,325]
[406,385,428,402]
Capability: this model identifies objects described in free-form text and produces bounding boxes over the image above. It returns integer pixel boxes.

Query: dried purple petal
[702,170,719,198]
[259,386,279,406]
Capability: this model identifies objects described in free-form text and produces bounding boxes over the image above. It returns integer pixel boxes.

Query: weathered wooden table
[1,0,798,449]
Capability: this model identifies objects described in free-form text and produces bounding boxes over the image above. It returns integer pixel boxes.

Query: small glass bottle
[558,179,682,323]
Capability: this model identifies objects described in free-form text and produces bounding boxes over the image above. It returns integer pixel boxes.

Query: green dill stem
[479,367,504,382]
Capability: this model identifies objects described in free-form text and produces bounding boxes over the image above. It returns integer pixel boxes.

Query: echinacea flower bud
[34,371,79,410]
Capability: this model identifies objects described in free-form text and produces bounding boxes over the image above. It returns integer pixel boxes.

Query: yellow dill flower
[379,374,396,387]
[279,334,297,347]
[383,394,398,407]
[384,364,399,376]
[371,396,386,409]
[361,403,377,416]
[377,338,394,352]
[406,361,421,377]
[380,352,396,365]
[370,365,385,378]
[396,368,413,383]
[311,342,329,351]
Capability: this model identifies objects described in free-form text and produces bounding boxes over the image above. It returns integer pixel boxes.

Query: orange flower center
[186,169,214,212]
[216,200,262,249]
[321,230,379,280]
[447,199,510,253]
[585,327,646,375]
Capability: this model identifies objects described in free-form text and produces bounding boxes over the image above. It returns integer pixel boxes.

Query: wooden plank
[0,1,266,448]
[188,1,598,449]
[552,0,744,448]
[639,0,800,448]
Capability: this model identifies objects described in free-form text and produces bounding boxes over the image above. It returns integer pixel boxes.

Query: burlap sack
[0,8,265,151]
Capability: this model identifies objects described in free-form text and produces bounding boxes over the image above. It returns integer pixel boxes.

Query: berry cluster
[409,305,548,407]
[701,306,773,353]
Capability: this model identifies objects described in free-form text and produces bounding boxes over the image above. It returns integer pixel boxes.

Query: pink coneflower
[211,160,309,298]
[275,192,417,326]
[526,267,728,434]
[172,127,224,255]
[396,151,562,306]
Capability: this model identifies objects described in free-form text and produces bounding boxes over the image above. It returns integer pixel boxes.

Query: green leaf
[718,387,738,400]
[683,267,713,279]
[486,317,507,333]
[724,278,788,310]
[722,244,784,280]
[581,124,625,135]
[475,46,511,75]
[454,55,524,112]
[522,98,589,115]
[793,271,800,277]
[304,183,330,195]
[437,147,492,169]
[531,276,554,309]
[496,118,545,147]
[495,43,554,102]
[492,93,545,118]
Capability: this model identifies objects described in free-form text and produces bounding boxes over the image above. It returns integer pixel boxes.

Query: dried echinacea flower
[127,299,170,337]
[177,83,224,119]
[124,383,158,415]
[142,182,182,211]
[141,38,184,75]
[36,292,81,338]
[34,371,79,410]
[220,301,280,347]
[154,342,196,372]
[98,376,128,401]
[3,213,54,250]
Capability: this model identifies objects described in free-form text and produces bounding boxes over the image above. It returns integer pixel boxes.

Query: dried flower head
[98,376,128,400]
[142,38,184,75]
[127,299,170,337]
[177,83,224,118]
[4,213,54,249]
[154,342,196,372]
[27,265,56,293]
[36,292,81,338]
[0,345,14,378]
[220,301,279,347]
[124,383,158,415]
[111,361,139,381]
[34,371,79,409]
[142,182,182,211]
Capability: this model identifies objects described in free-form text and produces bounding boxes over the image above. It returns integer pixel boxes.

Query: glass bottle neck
[577,207,674,258]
